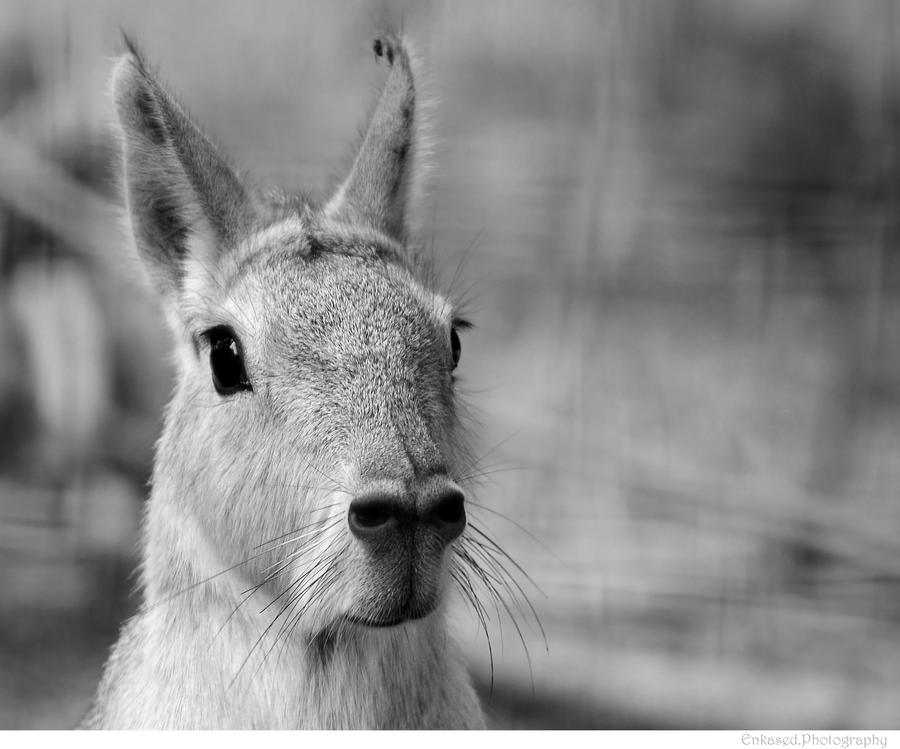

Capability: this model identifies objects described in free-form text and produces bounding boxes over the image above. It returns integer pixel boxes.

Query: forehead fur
[184,206,452,343]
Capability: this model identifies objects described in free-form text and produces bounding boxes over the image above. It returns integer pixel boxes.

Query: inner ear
[112,47,257,299]
[132,85,167,145]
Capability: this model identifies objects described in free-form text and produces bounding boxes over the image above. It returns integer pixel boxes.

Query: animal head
[112,36,473,634]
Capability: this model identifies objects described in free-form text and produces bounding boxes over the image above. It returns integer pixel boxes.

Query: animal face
[113,36,472,634]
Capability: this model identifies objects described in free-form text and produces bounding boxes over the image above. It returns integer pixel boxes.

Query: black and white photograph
[1,0,899,733]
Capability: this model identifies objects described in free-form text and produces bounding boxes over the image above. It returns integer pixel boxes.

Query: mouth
[345,613,406,628]
[344,599,436,628]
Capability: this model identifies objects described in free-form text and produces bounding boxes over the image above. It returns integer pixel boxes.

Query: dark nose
[347,481,467,546]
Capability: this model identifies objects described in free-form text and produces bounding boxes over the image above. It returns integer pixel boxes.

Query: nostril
[424,486,466,542]
[433,489,465,526]
[348,495,398,539]
[352,501,392,528]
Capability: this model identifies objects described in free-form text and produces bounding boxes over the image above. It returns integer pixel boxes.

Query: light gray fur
[83,34,485,729]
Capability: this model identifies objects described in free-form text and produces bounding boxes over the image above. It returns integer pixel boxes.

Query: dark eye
[206,326,252,395]
[450,328,461,370]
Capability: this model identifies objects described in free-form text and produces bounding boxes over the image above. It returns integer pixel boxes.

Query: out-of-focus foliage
[1,0,899,729]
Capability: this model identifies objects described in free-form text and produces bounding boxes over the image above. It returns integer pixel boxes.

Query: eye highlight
[204,326,252,395]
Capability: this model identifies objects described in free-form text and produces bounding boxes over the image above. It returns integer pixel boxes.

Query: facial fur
[154,213,470,637]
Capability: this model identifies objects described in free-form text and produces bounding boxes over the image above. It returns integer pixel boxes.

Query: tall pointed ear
[324,35,421,241]
[111,42,257,299]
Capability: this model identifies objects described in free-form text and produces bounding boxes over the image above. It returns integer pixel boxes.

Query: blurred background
[2,0,900,729]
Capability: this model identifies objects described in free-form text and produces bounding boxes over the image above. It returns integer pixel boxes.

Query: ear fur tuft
[325,33,428,243]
